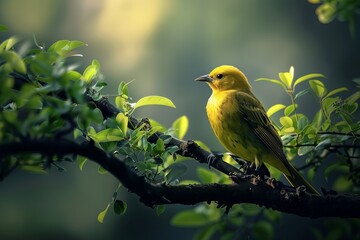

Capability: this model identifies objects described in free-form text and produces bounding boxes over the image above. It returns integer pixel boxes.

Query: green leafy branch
[1,31,360,240]
[309,0,360,36]
[257,66,360,189]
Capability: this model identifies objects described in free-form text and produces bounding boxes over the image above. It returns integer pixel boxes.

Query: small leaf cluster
[172,202,280,240]
[258,66,359,190]
[0,34,101,175]
[86,79,182,185]
[309,0,360,36]
[0,31,185,222]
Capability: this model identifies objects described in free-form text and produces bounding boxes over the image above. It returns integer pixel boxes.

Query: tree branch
[91,95,241,176]
[0,139,359,218]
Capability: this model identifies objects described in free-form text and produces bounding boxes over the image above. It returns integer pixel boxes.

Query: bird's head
[195,65,252,92]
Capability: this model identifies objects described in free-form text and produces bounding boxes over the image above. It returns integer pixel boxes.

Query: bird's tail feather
[283,164,320,195]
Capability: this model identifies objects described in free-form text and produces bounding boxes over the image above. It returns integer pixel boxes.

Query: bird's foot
[243,162,270,180]
[229,172,260,184]
[228,154,247,170]
[206,152,223,168]
[266,177,280,189]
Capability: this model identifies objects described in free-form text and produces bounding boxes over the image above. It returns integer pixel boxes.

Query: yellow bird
[195,65,319,195]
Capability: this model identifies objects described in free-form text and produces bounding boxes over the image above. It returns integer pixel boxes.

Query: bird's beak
[195,74,212,83]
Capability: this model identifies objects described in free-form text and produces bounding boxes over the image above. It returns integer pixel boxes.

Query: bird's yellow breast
[206,90,261,162]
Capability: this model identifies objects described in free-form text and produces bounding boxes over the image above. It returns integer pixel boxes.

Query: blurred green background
[0,0,359,239]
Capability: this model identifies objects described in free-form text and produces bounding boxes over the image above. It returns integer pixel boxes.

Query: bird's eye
[217,74,223,79]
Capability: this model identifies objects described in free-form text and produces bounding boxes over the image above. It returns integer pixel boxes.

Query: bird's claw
[206,153,223,169]
[229,172,258,184]
[228,154,247,168]
[242,162,270,180]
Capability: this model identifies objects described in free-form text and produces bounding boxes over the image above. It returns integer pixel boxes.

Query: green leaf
[255,78,287,91]
[64,70,82,81]
[91,59,100,69]
[114,200,127,215]
[283,127,295,134]
[284,104,297,116]
[312,110,323,129]
[293,73,325,90]
[164,163,187,184]
[83,65,97,83]
[289,66,294,83]
[20,165,47,174]
[48,40,86,56]
[324,163,340,179]
[298,146,314,156]
[117,81,130,97]
[83,59,100,83]
[171,210,208,227]
[316,2,336,24]
[278,67,293,89]
[264,209,281,222]
[116,112,128,135]
[73,128,83,139]
[76,156,87,171]
[333,176,353,192]
[307,167,316,182]
[89,108,104,124]
[115,96,125,110]
[252,221,274,240]
[315,139,332,151]
[92,81,107,92]
[346,91,360,105]
[322,97,338,118]
[156,138,165,152]
[0,51,26,73]
[297,115,309,131]
[25,95,43,109]
[172,115,189,139]
[197,167,218,183]
[280,116,293,127]
[69,40,87,52]
[294,88,310,100]
[134,95,176,109]
[194,224,222,240]
[325,87,348,98]
[97,203,110,223]
[0,37,18,51]
[322,119,330,131]
[266,104,286,117]
[155,205,166,216]
[130,127,145,144]
[148,118,166,133]
[309,80,326,98]
[243,204,261,216]
[98,165,107,174]
[48,40,69,52]
[89,128,124,143]
[138,136,149,151]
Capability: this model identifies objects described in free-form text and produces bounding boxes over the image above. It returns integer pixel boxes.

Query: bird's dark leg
[228,153,247,169]
[244,162,270,179]
[228,154,271,183]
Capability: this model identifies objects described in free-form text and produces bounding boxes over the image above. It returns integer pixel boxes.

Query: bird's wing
[234,92,292,175]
